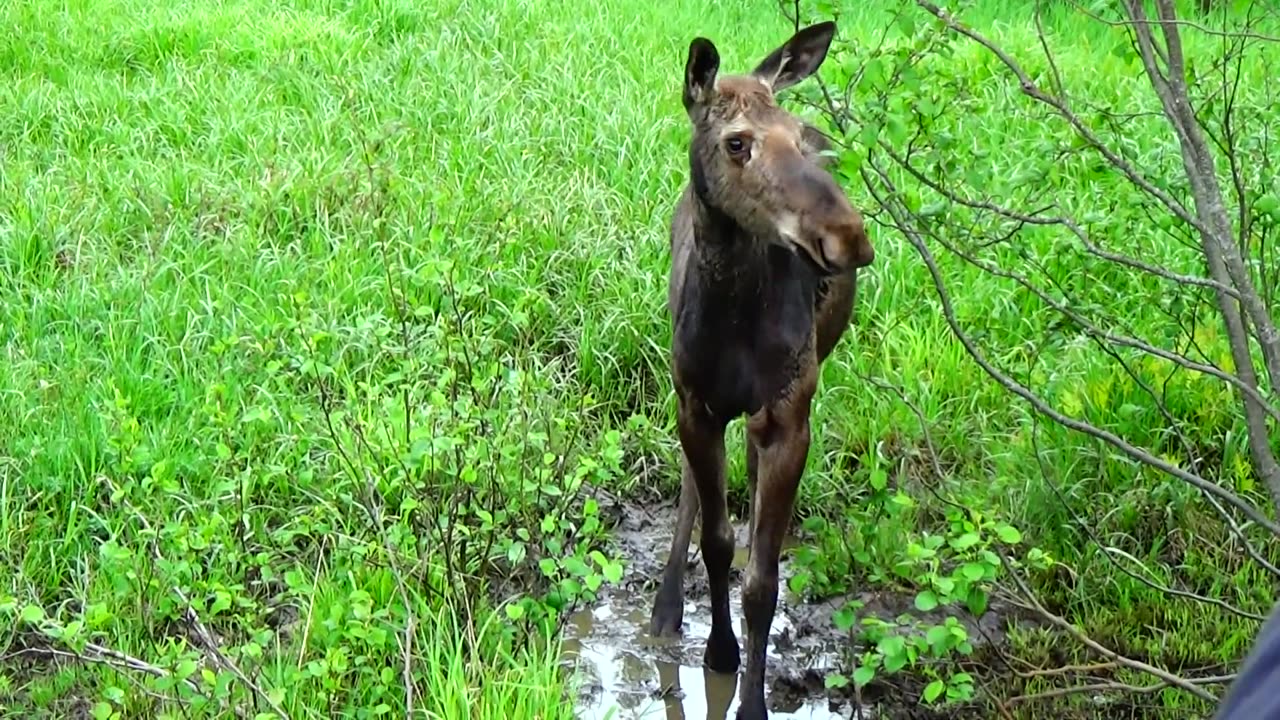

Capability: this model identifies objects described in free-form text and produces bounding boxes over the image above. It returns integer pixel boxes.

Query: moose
[648,20,873,719]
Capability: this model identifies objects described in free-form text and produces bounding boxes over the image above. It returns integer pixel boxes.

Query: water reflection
[561,601,857,720]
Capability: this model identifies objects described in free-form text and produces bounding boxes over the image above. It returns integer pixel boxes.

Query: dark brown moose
[649,20,873,719]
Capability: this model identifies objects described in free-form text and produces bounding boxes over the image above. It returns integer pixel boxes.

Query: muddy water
[561,500,873,719]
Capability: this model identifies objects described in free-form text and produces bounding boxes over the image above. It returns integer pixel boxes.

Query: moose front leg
[736,394,813,720]
[672,400,740,674]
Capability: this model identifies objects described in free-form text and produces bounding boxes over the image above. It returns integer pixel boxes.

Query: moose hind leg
[651,455,699,636]
[677,403,739,674]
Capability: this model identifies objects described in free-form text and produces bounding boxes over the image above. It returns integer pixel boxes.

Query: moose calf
[650,20,873,720]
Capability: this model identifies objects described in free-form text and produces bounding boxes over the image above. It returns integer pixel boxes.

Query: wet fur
[665,119,855,371]
[651,23,864,720]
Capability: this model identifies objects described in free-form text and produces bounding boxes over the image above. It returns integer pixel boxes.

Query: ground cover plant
[1,0,1277,718]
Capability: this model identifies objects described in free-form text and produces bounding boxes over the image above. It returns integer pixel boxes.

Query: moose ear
[751,21,836,93]
[683,37,720,111]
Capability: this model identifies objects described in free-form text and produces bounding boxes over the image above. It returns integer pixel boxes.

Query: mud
[561,497,867,719]
[561,494,1019,719]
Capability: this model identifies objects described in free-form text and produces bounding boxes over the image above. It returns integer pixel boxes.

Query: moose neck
[685,187,821,326]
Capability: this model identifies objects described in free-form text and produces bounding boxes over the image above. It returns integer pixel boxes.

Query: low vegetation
[1,0,1276,718]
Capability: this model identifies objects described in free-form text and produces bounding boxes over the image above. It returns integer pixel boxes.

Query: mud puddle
[561,498,874,719]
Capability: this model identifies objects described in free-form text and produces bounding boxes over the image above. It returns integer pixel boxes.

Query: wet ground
[560,494,1016,720]
[560,497,873,719]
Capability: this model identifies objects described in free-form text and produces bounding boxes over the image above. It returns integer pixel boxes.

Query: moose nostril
[821,218,873,270]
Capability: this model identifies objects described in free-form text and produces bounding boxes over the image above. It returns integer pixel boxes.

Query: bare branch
[104,476,294,720]
[914,0,1203,234]
[1028,409,1274,616]
[860,157,1280,538]
[1124,0,1280,505]
[996,547,1218,703]
[1005,675,1234,705]
[885,188,1280,427]
[1,642,241,717]
[1066,0,1280,44]
[877,141,1242,301]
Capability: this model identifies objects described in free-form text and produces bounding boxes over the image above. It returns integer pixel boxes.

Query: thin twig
[1006,675,1234,705]
[2,642,241,717]
[861,159,1280,538]
[106,476,294,720]
[1027,411,1272,618]
[1065,0,1280,43]
[996,547,1218,702]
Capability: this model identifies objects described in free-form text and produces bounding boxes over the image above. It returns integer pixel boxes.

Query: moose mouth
[787,236,839,277]
[775,217,838,276]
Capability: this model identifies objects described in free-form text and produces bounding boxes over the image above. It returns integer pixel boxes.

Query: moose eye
[725,136,749,156]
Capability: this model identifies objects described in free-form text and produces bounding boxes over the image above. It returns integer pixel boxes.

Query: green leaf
[505,603,526,620]
[602,561,623,584]
[935,576,955,595]
[507,542,527,566]
[801,516,827,533]
[896,12,917,38]
[825,672,849,689]
[869,468,888,490]
[853,665,876,686]
[560,577,582,597]
[833,605,857,632]
[877,635,906,658]
[914,591,939,612]
[858,122,879,149]
[961,562,987,581]
[919,200,949,218]
[923,678,945,703]
[19,604,44,624]
[563,556,590,577]
[995,524,1022,544]
[885,114,909,147]
[861,56,888,92]
[1257,193,1280,220]
[951,532,980,550]
[1117,403,1144,419]
[966,588,989,616]
[925,624,949,649]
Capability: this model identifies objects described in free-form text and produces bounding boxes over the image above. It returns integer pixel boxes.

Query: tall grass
[1,0,1274,717]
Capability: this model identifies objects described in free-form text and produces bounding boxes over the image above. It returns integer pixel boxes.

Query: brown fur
[650,21,872,720]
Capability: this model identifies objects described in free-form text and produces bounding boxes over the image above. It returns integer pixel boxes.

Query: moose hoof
[703,632,741,674]
[734,698,767,720]
[649,596,684,637]
[649,610,683,637]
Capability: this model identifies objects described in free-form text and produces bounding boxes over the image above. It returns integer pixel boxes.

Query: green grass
[1,0,1277,717]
